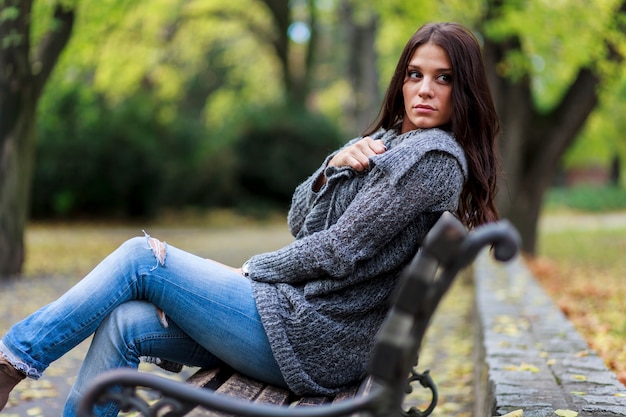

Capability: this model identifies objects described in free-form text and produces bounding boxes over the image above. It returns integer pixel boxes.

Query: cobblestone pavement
[0,223,475,417]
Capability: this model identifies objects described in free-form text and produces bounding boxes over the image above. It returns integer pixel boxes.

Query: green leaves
[0,6,19,22]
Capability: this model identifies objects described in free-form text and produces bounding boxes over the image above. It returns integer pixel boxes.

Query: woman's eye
[408,70,422,79]
[438,74,452,84]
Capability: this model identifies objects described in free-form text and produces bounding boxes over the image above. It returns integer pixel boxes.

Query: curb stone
[473,251,626,416]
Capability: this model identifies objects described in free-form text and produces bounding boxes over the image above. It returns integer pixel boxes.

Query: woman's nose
[418,79,434,98]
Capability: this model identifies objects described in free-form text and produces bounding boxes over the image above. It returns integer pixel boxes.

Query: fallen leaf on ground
[26,407,43,416]
[554,410,578,417]
[497,410,523,417]
[503,363,539,373]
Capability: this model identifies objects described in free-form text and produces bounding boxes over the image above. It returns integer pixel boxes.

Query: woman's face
[401,42,453,133]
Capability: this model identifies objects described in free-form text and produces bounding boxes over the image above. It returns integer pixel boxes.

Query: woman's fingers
[329,138,386,171]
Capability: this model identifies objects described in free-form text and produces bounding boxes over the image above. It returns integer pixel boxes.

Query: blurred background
[2,0,626,276]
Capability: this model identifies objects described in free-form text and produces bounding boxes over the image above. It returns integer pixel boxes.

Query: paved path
[1,222,476,416]
[539,211,626,232]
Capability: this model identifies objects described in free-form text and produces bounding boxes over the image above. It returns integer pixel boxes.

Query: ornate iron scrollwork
[403,369,437,417]
[92,385,189,417]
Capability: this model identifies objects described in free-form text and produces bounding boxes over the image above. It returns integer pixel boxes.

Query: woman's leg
[0,234,284,415]
[64,300,222,417]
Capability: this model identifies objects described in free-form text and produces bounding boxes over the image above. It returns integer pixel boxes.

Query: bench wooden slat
[330,384,359,403]
[291,395,331,407]
[185,368,295,417]
[254,385,291,405]
[187,367,223,389]
[215,373,265,399]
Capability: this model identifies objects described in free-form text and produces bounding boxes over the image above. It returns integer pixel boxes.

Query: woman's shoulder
[372,128,467,176]
[401,127,459,150]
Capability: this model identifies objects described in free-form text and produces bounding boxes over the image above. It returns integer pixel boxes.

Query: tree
[481,0,626,253]
[0,0,74,278]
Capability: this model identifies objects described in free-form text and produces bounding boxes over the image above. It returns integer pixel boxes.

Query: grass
[544,185,626,212]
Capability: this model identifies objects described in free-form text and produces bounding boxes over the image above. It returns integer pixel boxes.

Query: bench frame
[77,212,520,417]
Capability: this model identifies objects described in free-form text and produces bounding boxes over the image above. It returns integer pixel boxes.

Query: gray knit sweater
[249,127,468,395]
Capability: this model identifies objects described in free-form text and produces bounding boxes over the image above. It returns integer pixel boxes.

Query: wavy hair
[365,22,500,228]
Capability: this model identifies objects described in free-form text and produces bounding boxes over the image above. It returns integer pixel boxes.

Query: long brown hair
[365,22,500,228]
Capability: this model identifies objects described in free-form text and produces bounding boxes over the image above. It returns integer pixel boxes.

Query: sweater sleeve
[248,149,465,284]
[286,154,334,237]
[287,132,387,237]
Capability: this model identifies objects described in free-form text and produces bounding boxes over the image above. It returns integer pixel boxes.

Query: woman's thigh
[138,240,285,386]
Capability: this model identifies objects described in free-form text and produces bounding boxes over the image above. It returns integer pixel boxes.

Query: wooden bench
[77,212,520,417]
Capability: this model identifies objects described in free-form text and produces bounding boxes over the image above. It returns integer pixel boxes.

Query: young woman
[0,22,500,417]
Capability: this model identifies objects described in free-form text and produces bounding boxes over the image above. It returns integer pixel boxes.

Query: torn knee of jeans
[143,230,167,269]
[156,308,169,328]
[141,231,170,328]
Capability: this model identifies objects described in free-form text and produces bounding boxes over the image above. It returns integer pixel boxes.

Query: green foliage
[233,104,343,210]
[25,0,626,221]
[0,6,19,22]
[489,0,619,110]
[33,81,236,219]
[565,71,626,172]
[544,185,626,213]
[32,80,343,219]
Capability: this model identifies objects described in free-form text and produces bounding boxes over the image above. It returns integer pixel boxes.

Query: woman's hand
[329,137,387,172]
[313,137,386,191]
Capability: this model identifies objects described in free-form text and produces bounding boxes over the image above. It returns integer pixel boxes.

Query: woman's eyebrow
[406,64,452,72]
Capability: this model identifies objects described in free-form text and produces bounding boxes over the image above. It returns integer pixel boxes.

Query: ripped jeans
[0,234,285,417]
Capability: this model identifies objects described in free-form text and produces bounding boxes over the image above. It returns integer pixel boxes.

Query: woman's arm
[250,150,465,284]
[288,137,386,235]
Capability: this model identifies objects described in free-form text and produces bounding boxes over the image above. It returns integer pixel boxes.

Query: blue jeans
[0,234,285,417]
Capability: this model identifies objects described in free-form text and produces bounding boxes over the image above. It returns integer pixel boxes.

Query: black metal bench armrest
[77,368,387,417]
[366,212,520,416]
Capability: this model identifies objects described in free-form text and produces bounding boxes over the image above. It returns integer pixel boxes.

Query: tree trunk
[339,1,380,134]
[0,1,74,278]
[610,154,621,186]
[0,95,37,278]
[487,50,602,254]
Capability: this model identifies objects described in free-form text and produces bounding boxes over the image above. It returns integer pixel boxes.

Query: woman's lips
[414,104,435,113]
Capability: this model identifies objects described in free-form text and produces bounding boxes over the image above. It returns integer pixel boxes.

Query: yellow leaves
[408,275,476,415]
[503,362,539,373]
[554,410,578,417]
[539,351,558,366]
[26,407,44,416]
[492,315,529,336]
[534,224,626,382]
[570,374,588,381]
